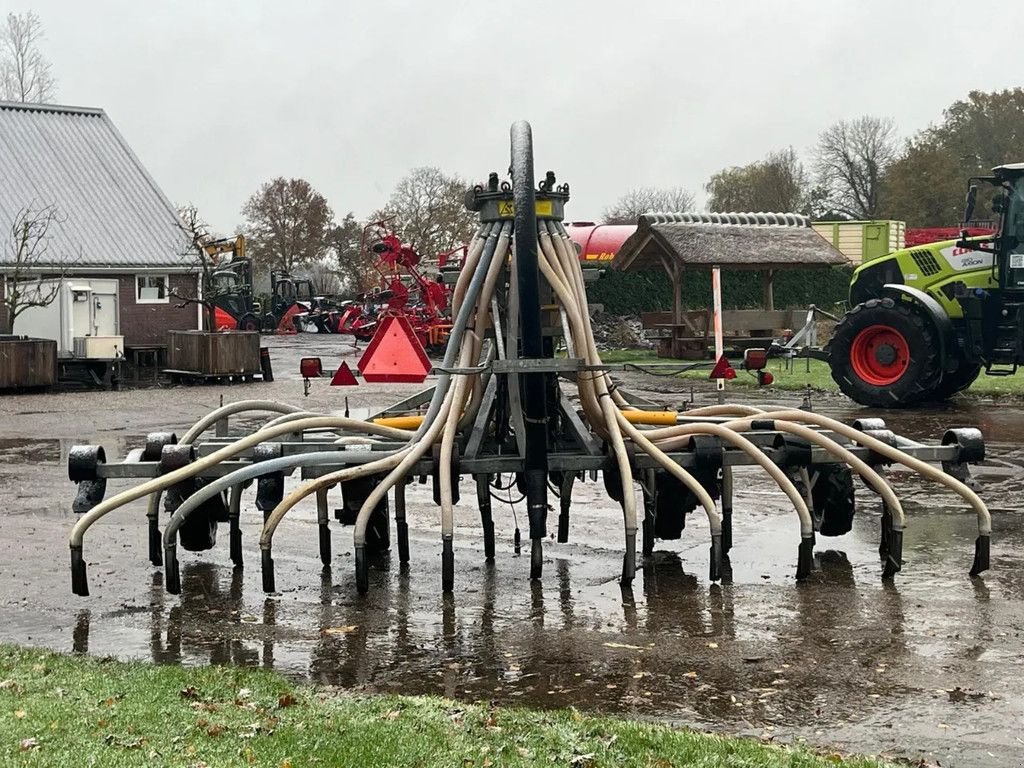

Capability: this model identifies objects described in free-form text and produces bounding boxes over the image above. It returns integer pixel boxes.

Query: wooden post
[671,263,683,358]
[763,269,775,311]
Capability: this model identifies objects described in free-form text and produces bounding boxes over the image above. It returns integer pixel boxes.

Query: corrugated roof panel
[0,101,192,270]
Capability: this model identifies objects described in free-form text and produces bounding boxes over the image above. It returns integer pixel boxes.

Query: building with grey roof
[0,101,200,348]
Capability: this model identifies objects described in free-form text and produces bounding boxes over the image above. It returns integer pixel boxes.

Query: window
[136,275,168,303]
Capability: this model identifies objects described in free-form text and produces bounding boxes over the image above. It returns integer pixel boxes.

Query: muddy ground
[1,335,1023,767]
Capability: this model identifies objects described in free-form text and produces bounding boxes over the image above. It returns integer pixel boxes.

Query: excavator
[827,163,1024,406]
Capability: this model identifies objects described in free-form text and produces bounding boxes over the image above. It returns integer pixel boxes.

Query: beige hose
[70,416,413,549]
[760,410,990,535]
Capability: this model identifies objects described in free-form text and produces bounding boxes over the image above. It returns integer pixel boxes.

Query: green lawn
[599,349,1024,398]
[0,644,894,767]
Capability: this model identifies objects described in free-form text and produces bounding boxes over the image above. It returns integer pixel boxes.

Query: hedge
[586,267,854,314]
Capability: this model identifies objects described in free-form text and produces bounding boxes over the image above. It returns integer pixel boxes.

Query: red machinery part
[299,357,323,378]
[563,222,637,262]
[905,227,995,247]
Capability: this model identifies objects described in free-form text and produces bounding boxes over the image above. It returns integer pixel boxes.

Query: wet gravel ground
[2,335,1024,767]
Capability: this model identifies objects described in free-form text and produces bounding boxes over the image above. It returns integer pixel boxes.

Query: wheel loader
[828,163,1024,407]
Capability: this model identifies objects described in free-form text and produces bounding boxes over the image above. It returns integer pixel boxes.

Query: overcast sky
[21,0,1024,234]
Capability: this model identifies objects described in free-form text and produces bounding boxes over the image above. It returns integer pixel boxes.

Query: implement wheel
[828,297,940,408]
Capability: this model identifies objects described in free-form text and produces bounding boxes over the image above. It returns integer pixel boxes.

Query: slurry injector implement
[66,122,992,599]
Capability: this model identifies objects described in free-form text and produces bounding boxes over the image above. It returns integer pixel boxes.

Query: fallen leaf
[14,710,26,719]
[321,626,359,635]
[280,760,293,768]
[179,686,200,700]
[237,688,251,700]
[385,710,401,721]
[602,642,643,650]
[707,642,719,649]
[0,679,18,690]
[19,738,39,752]
[278,694,298,709]
[683,671,698,679]
[206,724,225,737]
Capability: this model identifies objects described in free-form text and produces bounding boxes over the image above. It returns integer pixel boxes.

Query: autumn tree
[882,89,1024,226]
[378,167,478,260]
[326,212,376,294]
[1,204,67,333]
[601,186,695,224]
[241,177,333,273]
[0,11,56,103]
[815,116,898,219]
[706,148,811,213]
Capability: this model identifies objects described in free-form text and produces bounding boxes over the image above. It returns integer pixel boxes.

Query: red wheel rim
[849,324,910,386]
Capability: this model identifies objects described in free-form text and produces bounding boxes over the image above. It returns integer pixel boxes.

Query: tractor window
[1007,178,1024,249]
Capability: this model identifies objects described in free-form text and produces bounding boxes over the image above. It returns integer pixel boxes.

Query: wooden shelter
[613,212,849,358]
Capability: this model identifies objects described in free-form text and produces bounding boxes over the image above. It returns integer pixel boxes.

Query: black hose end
[148,517,163,566]
[721,510,733,555]
[165,547,181,595]
[796,536,814,581]
[442,538,454,593]
[397,521,410,564]
[969,535,991,577]
[879,507,893,558]
[882,530,903,580]
[70,546,89,597]
[513,527,521,555]
[709,534,723,583]
[620,534,636,586]
[261,549,276,593]
[557,508,570,544]
[355,545,368,595]
[530,538,543,580]
[319,523,331,567]
[229,525,243,568]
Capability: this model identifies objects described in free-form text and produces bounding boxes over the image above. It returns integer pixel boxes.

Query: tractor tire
[931,359,982,400]
[261,313,278,333]
[788,464,856,537]
[238,312,260,332]
[827,297,940,408]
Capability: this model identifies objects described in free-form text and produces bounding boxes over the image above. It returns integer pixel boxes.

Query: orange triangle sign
[357,315,432,383]
[330,361,358,386]
[709,354,736,380]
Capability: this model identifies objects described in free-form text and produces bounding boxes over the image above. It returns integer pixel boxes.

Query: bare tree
[241,177,333,273]
[0,11,56,103]
[301,257,342,295]
[602,186,695,224]
[379,167,477,260]
[815,116,898,219]
[1,204,66,333]
[171,205,220,331]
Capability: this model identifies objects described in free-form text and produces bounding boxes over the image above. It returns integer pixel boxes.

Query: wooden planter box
[0,336,58,388]
[167,331,261,376]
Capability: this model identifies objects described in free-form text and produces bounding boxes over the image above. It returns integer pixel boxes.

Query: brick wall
[117,273,200,348]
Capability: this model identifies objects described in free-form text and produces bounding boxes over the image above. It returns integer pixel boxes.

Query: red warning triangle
[357,315,432,383]
[330,361,358,386]
[709,354,737,380]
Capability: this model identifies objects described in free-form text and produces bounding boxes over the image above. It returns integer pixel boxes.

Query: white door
[89,280,119,336]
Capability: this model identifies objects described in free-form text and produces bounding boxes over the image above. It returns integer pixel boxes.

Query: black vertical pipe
[510,121,549,580]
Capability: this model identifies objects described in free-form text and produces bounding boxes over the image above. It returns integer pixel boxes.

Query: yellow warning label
[495,200,555,218]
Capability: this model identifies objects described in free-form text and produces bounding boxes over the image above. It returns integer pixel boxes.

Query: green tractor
[828,163,1024,407]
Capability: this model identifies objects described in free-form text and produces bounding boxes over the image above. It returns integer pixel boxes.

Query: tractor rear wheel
[827,297,940,408]
[932,359,981,400]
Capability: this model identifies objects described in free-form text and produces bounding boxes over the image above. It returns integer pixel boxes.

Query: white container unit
[12,278,123,359]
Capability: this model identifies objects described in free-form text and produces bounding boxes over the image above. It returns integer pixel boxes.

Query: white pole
[712,266,724,392]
